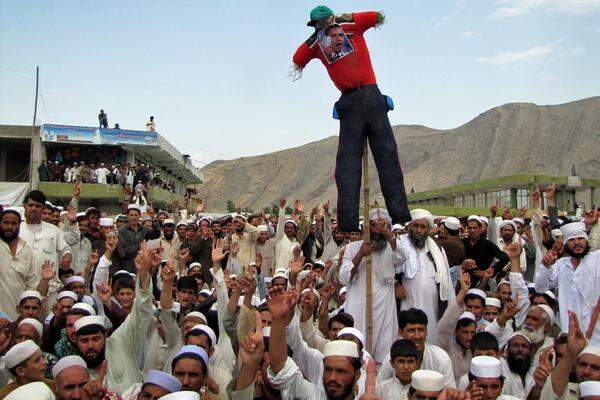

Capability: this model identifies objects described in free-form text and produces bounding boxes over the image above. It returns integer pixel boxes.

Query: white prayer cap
[409,209,434,227]
[263,277,273,284]
[551,229,563,240]
[237,295,261,308]
[229,274,238,280]
[18,318,43,338]
[74,315,106,332]
[65,276,85,286]
[313,259,325,269]
[4,381,55,400]
[498,219,517,232]
[184,311,207,325]
[52,355,87,378]
[72,302,96,316]
[113,270,131,280]
[257,224,268,232]
[560,222,588,242]
[174,345,209,367]
[470,355,503,378]
[76,212,87,218]
[127,204,141,212]
[468,215,482,224]
[19,290,43,303]
[176,221,187,228]
[163,219,175,225]
[580,381,600,398]
[188,262,202,270]
[369,208,392,223]
[158,392,200,400]
[198,289,213,297]
[458,311,476,322]
[45,201,54,207]
[99,217,113,227]
[189,324,217,347]
[535,304,555,325]
[301,288,320,302]
[392,223,403,232]
[262,327,271,337]
[273,269,288,280]
[339,286,347,296]
[410,369,445,392]
[323,340,359,358]
[497,396,521,400]
[512,217,524,226]
[507,330,531,345]
[485,297,501,309]
[284,219,298,227]
[145,370,182,393]
[57,290,78,302]
[4,340,40,369]
[337,327,365,348]
[466,288,487,301]
[443,217,461,231]
[544,290,556,300]
[580,346,600,358]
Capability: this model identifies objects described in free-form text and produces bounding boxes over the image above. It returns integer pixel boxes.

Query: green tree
[226,200,236,213]
[271,204,279,214]
[285,206,294,215]
[263,206,271,213]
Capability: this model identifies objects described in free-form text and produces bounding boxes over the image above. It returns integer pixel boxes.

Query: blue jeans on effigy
[334,84,411,232]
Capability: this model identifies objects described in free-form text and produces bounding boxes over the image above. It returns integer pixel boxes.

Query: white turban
[410,209,434,227]
[369,208,391,223]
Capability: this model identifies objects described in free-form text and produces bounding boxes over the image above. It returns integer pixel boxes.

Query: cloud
[477,45,552,65]
[462,30,482,37]
[433,0,468,31]
[490,0,600,18]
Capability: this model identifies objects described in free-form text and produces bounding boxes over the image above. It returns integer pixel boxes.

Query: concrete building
[407,173,600,217]
[0,124,203,213]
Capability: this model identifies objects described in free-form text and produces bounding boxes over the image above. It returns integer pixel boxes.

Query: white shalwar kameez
[339,239,399,364]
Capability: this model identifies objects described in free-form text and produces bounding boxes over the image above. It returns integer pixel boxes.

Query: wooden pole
[29,66,39,191]
[362,140,373,355]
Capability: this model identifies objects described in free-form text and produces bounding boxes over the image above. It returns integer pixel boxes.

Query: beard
[564,244,590,259]
[523,324,546,343]
[0,228,19,243]
[408,228,427,249]
[371,232,388,252]
[324,377,355,400]
[80,347,106,369]
[507,351,532,378]
[163,231,174,240]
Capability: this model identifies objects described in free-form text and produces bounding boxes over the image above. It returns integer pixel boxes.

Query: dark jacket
[112,222,161,272]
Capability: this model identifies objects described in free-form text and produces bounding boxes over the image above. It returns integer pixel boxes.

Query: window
[475,192,486,208]
[516,189,529,209]
[489,190,511,208]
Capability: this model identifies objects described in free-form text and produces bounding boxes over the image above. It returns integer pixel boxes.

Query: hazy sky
[1,1,599,167]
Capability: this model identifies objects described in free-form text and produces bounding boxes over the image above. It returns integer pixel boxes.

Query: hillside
[195,97,600,210]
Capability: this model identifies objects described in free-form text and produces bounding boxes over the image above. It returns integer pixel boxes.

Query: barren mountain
[195,97,600,211]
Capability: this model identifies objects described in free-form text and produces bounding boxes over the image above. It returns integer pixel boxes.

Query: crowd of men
[38,160,177,195]
[0,183,599,400]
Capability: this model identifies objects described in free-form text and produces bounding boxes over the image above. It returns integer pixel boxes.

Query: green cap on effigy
[307,5,334,26]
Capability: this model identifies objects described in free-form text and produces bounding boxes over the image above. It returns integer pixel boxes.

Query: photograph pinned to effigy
[317,23,354,64]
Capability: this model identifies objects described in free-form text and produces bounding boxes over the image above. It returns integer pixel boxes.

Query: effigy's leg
[335,90,368,232]
[364,85,411,224]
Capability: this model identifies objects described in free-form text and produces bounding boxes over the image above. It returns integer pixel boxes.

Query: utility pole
[29,66,39,189]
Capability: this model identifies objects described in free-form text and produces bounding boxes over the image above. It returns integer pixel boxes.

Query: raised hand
[231,241,240,257]
[502,207,513,221]
[466,380,484,400]
[72,182,81,199]
[533,346,553,388]
[394,281,406,300]
[83,360,107,399]
[437,388,470,400]
[532,185,541,203]
[294,199,305,214]
[104,234,117,257]
[323,200,330,216]
[88,250,100,267]
[584,209,599,227]
[504,242,523,260]
[66,204,77,223]
[461,258,476,271]
[161,258,177,283]
[211,239,229,265]
[135,240,152,275]
[41,260,56,281]
[267,287,292,320]
[359,241,372,257]
[358,359,380,400]
[289,256,305,275]
[546,184,556,202]
[566,310,587,356]
[239,312,265,366]
[95,282,113,305]
[499,293,521,326]
[490,202,498,218]
[279,197,286,209]
[542,250,558,268]
[458,272,471,292]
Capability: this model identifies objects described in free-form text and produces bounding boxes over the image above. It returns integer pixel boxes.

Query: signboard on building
[42,124,158,146]
[42,125,100,144]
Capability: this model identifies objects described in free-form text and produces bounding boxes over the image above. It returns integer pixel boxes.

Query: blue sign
[42,124,158,146]
[102,128,157,146]
[42,125,100,144]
